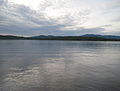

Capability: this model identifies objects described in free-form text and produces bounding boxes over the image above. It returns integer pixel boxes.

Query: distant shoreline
[1,38,120,41]
[1,34,120,41]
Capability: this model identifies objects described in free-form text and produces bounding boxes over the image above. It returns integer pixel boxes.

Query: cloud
[106,0,120,10]
[0,0,93,35]
[100,24,112,28]
[0,0,119,36]
[111,16,120,22]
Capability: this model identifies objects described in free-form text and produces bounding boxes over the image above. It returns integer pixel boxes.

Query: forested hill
[1,34,120,41]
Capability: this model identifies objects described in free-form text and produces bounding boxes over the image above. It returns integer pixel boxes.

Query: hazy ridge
[1,34,120,41]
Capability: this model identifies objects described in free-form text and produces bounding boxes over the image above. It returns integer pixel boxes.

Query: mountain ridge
[1,34,120,41]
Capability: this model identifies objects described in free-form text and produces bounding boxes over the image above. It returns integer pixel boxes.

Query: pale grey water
[0,40,120,91]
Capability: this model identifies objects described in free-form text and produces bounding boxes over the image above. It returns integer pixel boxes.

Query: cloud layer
[0,0,120,36]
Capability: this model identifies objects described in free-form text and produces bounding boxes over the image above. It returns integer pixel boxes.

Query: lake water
[0,40,120,91]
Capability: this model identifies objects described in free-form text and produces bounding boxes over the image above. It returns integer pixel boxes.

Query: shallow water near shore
[0,40,120,91]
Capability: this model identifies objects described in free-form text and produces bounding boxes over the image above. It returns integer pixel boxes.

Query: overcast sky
[0,0,120,36]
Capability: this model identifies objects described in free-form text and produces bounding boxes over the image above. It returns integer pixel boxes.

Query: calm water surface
[0,40,120,91]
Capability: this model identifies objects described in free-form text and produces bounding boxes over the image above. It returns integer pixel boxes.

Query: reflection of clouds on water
[1,41,120,91]
[4,67,42,90]
[3,59,69,91]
